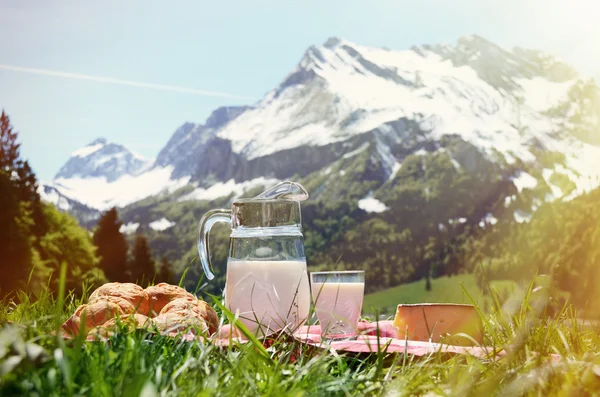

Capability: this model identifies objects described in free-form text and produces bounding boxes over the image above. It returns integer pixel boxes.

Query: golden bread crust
[197,300,219,334]
[89,282,150,315]
[159,297,218,335]
[72,301,123,332]
[153,312,209,335]
[145,283,195,316]
[92,296,136,314]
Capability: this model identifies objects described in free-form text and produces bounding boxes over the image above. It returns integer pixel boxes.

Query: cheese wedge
[393,303,483,346]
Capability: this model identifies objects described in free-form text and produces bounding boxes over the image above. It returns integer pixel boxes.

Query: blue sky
[1,0,599,180]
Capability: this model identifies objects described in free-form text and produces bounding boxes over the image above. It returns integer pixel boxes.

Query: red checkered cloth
[213,320,504,358]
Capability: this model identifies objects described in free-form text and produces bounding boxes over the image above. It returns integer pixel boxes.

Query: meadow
[363,274,516,316]
[2,279,600,396]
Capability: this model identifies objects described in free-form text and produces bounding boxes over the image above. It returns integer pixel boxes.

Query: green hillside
[363,274,516,315]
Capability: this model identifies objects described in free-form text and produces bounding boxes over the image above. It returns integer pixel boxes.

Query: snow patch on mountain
[38,186,71,211]
[374,139,399,178]
[149,218,175,231]
[486,213,498,225]
[389,162,402,180]
[479,213,498,227]
[120,222,139,234]
[72,143,104,158]
[516,77,574,112]
[450,158,461,170]
[178,177,279,202]
[563,143,600,194]
[51,166,189,210]
[542,169,564,199]
[358,195,388,213]
[514,210,532,223]
[512,171,538,192]
[342,142,369,159]
[504,195,517,208]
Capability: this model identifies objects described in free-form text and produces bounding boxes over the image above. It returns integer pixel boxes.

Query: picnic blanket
[213,321,502,359]
[59,319,562,361]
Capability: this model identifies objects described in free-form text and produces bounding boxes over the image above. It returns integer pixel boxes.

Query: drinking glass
[310,271,365,338]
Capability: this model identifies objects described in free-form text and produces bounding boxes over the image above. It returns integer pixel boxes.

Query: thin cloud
[0,64,254,100]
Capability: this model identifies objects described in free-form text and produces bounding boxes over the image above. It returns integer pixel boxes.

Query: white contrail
[0,64,253,100]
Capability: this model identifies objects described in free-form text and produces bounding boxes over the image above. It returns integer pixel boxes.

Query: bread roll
[159,297,199,315]
[71,300,123,333]
[159,298,218,334]
[153,312,209,336]
[196,300,219,335]
[145,283,195,316]
[59,324,76,339]
[61,312,81,336]
[89,282,150,315]
[95,296,136,315]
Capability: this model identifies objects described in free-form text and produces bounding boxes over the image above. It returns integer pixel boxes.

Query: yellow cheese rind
[393,303,483,346]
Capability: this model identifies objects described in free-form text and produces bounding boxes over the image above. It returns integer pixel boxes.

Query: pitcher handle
[197,209,231,280]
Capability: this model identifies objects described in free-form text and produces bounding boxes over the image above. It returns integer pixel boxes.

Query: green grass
[364,274,516,315]
[2,282,600,396]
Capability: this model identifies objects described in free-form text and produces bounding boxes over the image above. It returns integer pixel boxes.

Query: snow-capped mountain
[214,35,596,181]
[43,35,600,219]
[56,138,152,181]
[45,137,181,211]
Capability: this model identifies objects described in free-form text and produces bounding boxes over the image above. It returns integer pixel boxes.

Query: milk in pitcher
[225,259,310,335]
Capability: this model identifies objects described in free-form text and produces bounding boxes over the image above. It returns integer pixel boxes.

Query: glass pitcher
[197,181,310,336]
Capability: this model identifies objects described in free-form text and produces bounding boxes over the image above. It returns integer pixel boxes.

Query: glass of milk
[310,271,365,338]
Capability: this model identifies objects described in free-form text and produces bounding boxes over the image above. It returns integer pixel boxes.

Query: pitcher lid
[234,181,309,203]
[232,181,308,229]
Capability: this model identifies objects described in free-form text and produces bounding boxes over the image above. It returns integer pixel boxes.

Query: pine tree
[0,110,19,170]
[0,110,46,238]
[0,171,32,299]
[131,233,156,286]
[0,110,46,298]
[156,256,175,284]
[93,208,129,282]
